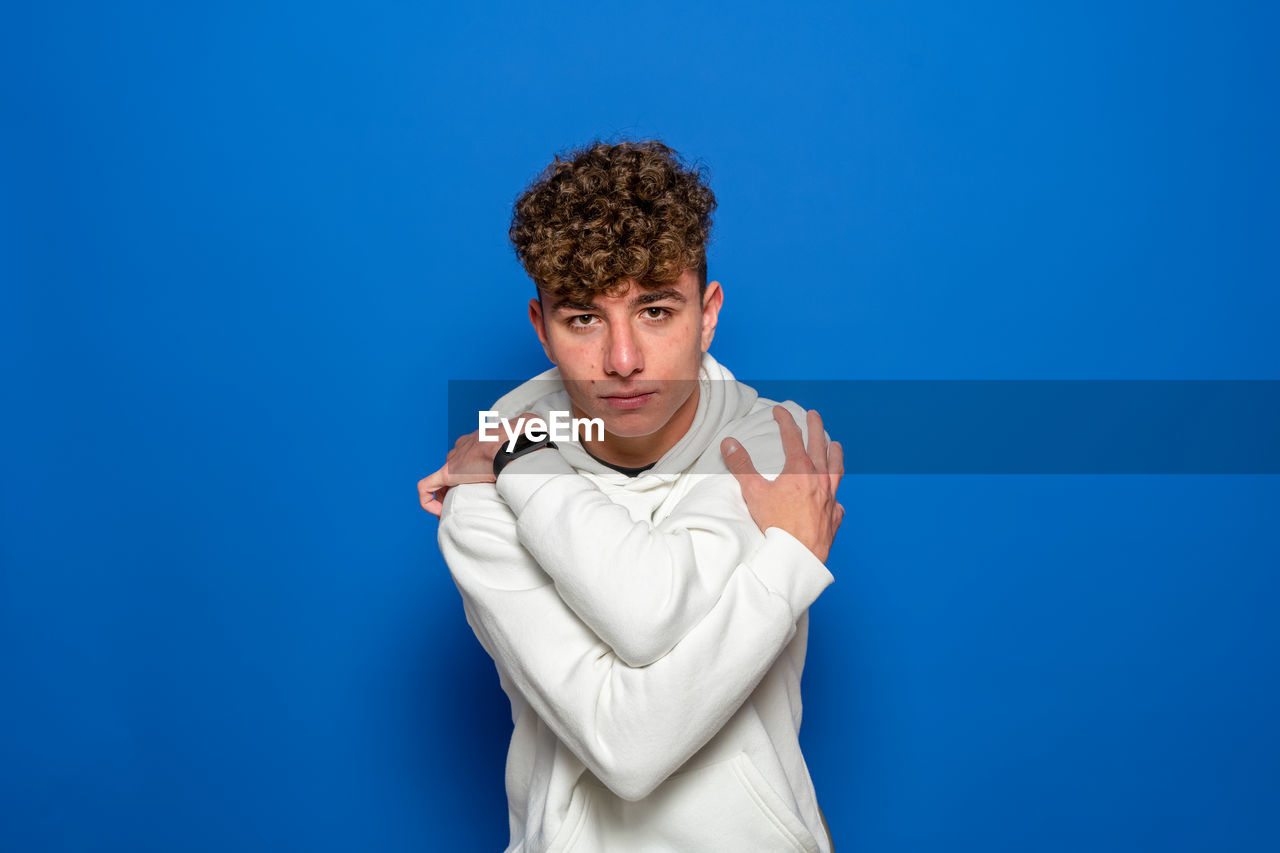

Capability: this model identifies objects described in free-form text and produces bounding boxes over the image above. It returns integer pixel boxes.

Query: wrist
[753,527,835,618]
[492,432,558,478]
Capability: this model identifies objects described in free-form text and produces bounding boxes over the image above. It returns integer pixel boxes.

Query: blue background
[3,1,1278,851]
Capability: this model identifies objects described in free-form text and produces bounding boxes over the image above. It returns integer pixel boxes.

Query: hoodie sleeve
[492,400,821,667]
[437,481,834,803]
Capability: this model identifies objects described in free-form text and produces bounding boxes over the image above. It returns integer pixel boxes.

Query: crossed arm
[421,403,846,666]
[437,481,833,801]
[424,404,845,798]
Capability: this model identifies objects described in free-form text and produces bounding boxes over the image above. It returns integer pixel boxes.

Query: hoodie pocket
[546,753,821,853]
[727,753,823,853]
[543,780,593,853]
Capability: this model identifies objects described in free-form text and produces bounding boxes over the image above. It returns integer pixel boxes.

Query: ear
[699,280,724,352]
[528,296,555,363]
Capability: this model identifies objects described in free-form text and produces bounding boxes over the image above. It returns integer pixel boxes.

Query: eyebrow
[551,288,687,313]
[551,299,599,313]
[634,288,686,306]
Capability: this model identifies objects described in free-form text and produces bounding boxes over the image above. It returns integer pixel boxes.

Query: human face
[528,269,724,458]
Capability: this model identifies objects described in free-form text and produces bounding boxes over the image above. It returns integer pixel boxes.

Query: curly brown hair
[509,140,717,304]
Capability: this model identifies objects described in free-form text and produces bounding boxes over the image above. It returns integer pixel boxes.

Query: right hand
[417,412,543,517]
[720,406,845,563]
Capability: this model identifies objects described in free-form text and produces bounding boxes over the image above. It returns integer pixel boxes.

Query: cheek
[549,336,601,376]
[663,336,703,376]
[655,319,702,358]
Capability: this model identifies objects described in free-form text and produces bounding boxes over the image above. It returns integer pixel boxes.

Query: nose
[603,322,643,378]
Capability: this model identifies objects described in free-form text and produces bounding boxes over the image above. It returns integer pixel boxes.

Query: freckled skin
[527,269,724,470]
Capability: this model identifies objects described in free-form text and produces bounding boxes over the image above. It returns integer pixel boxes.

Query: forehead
[548,269,700,311]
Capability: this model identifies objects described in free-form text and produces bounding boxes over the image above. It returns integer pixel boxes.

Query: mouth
[599,390,657,411]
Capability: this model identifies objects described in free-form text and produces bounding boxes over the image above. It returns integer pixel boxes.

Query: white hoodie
[437,351,835,853]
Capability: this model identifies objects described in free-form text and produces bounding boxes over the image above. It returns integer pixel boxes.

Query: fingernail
[723,439,740,454]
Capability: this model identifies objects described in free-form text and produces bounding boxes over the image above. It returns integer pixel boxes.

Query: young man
[418,140,844,852]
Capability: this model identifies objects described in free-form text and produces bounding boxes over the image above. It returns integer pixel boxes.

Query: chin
[597,411,667,439]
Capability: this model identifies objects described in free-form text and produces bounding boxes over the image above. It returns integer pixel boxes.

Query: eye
[567,314,598,330]
[643,307,671,320]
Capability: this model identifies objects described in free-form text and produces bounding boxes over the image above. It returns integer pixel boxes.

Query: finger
[721,437,764,489]
[805,409,827,466]
[417,467,447,510]
[419,474,451,516]
[827,440,845,498]
[773,406,809,468]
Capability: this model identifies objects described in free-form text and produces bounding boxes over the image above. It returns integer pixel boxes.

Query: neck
[573,384,701,469]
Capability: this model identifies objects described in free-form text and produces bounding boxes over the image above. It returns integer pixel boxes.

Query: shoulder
[436,482,509,557]
[440,481,510,524]
[437,484,553,593]
[687,396,820,479]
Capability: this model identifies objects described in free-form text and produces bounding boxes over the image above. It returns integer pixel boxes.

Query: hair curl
[509,140,716,303]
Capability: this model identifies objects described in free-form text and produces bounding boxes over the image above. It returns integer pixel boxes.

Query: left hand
[720,406,845,562]
[417,412,540,517]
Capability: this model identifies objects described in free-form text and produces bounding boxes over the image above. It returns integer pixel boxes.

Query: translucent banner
[446,379,1280,474]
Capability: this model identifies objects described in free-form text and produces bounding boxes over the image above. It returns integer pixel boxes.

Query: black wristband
[492,433,558,478]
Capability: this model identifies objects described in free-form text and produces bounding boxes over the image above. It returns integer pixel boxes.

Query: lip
[599,390,657,411]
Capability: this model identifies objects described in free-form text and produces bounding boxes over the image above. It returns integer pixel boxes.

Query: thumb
[721,437,762,486]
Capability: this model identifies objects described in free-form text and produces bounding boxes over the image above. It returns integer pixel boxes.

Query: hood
[488,351,758,484]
